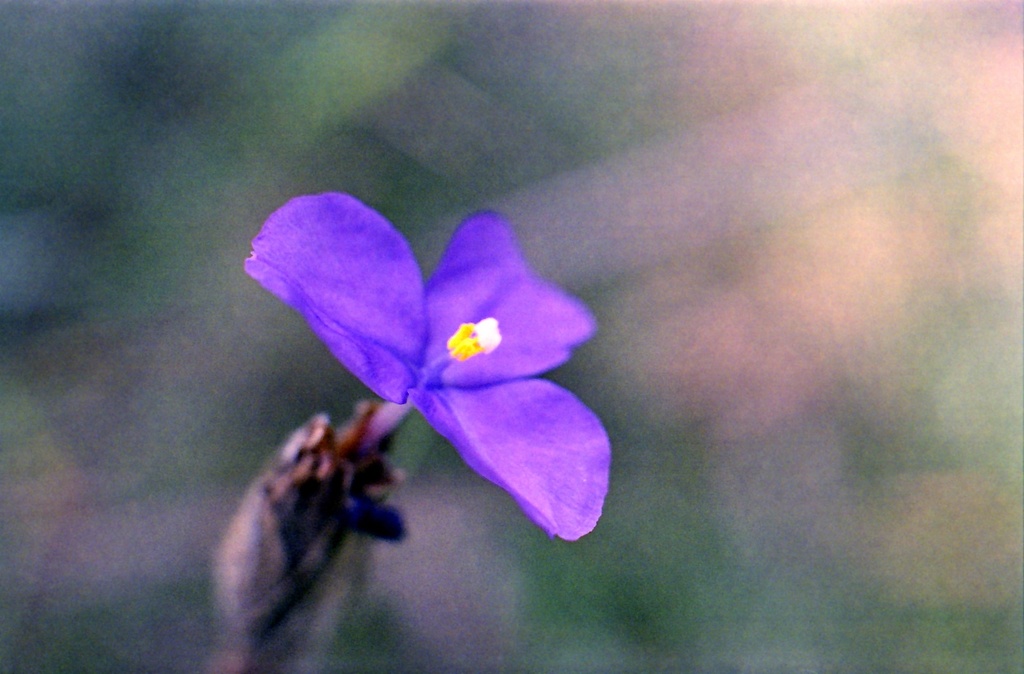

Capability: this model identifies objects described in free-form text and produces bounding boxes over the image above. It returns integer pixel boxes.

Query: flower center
[446,318,502,362]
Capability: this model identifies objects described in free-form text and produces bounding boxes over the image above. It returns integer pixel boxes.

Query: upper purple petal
[245,193,425,403]
[423,212,596,388]
[409,379,610,540]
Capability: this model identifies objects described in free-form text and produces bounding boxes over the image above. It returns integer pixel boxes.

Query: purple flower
[246,193,610,540]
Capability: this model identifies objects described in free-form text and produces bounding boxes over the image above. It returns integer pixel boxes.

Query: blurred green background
[1,3,1021,673]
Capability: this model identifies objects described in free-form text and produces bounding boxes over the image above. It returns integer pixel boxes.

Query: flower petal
[424,212,596,388]
[246,193,425,403]
[409,379,610,540]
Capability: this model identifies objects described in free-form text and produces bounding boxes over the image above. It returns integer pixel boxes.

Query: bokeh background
[1,3,1021,673]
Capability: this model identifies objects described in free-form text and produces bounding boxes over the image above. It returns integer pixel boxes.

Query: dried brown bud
[210,403,404,674]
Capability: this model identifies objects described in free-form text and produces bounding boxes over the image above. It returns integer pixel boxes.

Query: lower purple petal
[409,380,610,540]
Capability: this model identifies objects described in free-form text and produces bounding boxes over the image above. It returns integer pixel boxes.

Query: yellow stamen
[446,318,501,362]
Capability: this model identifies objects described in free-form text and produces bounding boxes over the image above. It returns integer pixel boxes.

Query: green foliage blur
[1,4,1020,673]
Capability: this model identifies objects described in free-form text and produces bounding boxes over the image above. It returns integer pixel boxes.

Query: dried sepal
[211,403,404,674]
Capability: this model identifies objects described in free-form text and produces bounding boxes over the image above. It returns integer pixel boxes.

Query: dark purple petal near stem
[424,212,596,389]
[246,193,426,403]
[409,379,610,540]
